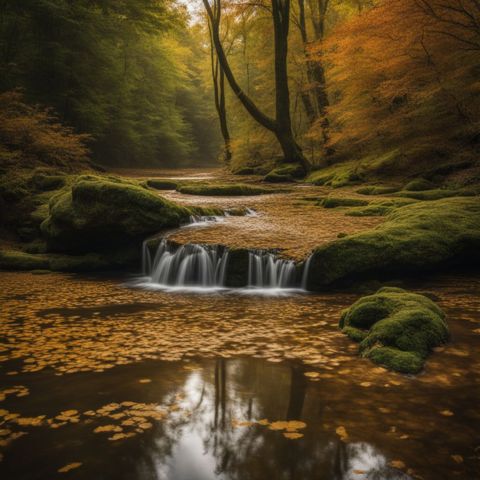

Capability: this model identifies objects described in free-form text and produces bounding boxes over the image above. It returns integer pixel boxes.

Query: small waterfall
[248,251,297,289]
[186,215,223,228]
[301,254,313,290]
[143,240,229,288]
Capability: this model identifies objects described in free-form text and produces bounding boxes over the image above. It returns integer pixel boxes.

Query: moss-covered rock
[264,172,294,183]
[345,199,416,217]
[177,183,273,196]
[319,197,369,208]
[356,186,400,195]
[41,176,191,253]
[340,287,448,373]
[404,178,436,191]
[306,197,480,289]
[394,188,476,201]
[264,163,305,183]
[145,179,177,190]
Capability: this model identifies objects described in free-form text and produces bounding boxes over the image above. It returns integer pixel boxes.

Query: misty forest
[0,1,479,479]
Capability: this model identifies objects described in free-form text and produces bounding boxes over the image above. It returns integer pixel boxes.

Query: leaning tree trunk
[203,0,310,172]
[209,21,232,164]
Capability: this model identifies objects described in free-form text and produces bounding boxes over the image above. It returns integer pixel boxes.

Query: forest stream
[0,170,479,480]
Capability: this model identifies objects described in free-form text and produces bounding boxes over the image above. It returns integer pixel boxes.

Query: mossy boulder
[319,197,369,208]
[41,176,191,253]
[345,199,416,217]
[395,188,476,201]
[177,183,272,196]
[340,287,448,373]
[306,197,480,289]
[264,172,293,183]
[264,163,305,183]
[356,186,400,195]
[404,178,436,191]
[145,179,177,190]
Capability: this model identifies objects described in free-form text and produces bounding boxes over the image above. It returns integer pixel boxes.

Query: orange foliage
[0,91,90,167]
[313,0,480,158]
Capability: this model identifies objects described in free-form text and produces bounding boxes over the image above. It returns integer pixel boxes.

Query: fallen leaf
[58,463,82,473]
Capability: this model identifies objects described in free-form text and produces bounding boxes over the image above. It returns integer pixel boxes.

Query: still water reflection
[1,272,479,480]
[1,358,412,480]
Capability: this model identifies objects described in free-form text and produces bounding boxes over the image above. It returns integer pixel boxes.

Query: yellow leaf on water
[451,455,463,464]
[61,410,78,417]
[440,410,454,416]
[257,419,269,426]
[58,463,82,473]
[283,432,303,440]
[389,460,406,470]
[304,372,320,378]
[360,382,371,388]
[139,379,152,384]
[94,425,122,434]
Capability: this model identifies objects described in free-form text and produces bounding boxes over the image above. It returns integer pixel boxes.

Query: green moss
[30,173,66,191]
[319,197,369,208]
[356,186,400,195]
[177,183,273,196]
[346,199,416,217]
[404,178,436,191]
[189,206,225,217]
[0,249,50,270]
[145,179,177,190]
[264,172,293,183]
[394,188,476,201]
[306,197,480,288]
[340,287,448,374]
[309,165,363,188]
[264,163,305,182]
[0,247,138,272]
[41,176,191,253]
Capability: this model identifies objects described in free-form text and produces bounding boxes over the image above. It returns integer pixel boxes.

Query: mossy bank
[305,197,480,289]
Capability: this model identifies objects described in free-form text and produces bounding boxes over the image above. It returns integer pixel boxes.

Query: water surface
[1,272,479,480]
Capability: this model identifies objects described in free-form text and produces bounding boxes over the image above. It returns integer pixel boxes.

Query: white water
[248,251,297,289]
[301,254,313,290]
[143,240,229,288]
[140,239,311,294]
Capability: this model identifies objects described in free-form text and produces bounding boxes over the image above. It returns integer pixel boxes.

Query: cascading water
[301,254,313,290]
[247,251,297,289]
[140,239,310,292]
[143,240,229,288]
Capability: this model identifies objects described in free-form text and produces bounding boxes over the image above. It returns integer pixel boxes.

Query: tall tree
[203,0,310,171]
[297,0,331,151]
[208,21,232,164]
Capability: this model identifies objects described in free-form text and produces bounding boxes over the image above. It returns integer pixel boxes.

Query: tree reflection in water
[140,359,412,480]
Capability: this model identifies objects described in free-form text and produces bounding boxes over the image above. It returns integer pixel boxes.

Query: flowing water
[1,169,479,480]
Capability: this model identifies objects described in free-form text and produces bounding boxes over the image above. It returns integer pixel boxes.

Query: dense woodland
[0,0,479,172]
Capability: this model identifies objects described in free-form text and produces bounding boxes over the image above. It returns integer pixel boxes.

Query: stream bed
[1,169,480,479]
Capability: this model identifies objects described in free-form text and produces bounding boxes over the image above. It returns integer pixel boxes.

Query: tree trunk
[203,0,310,171]
[209,21,232,164]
